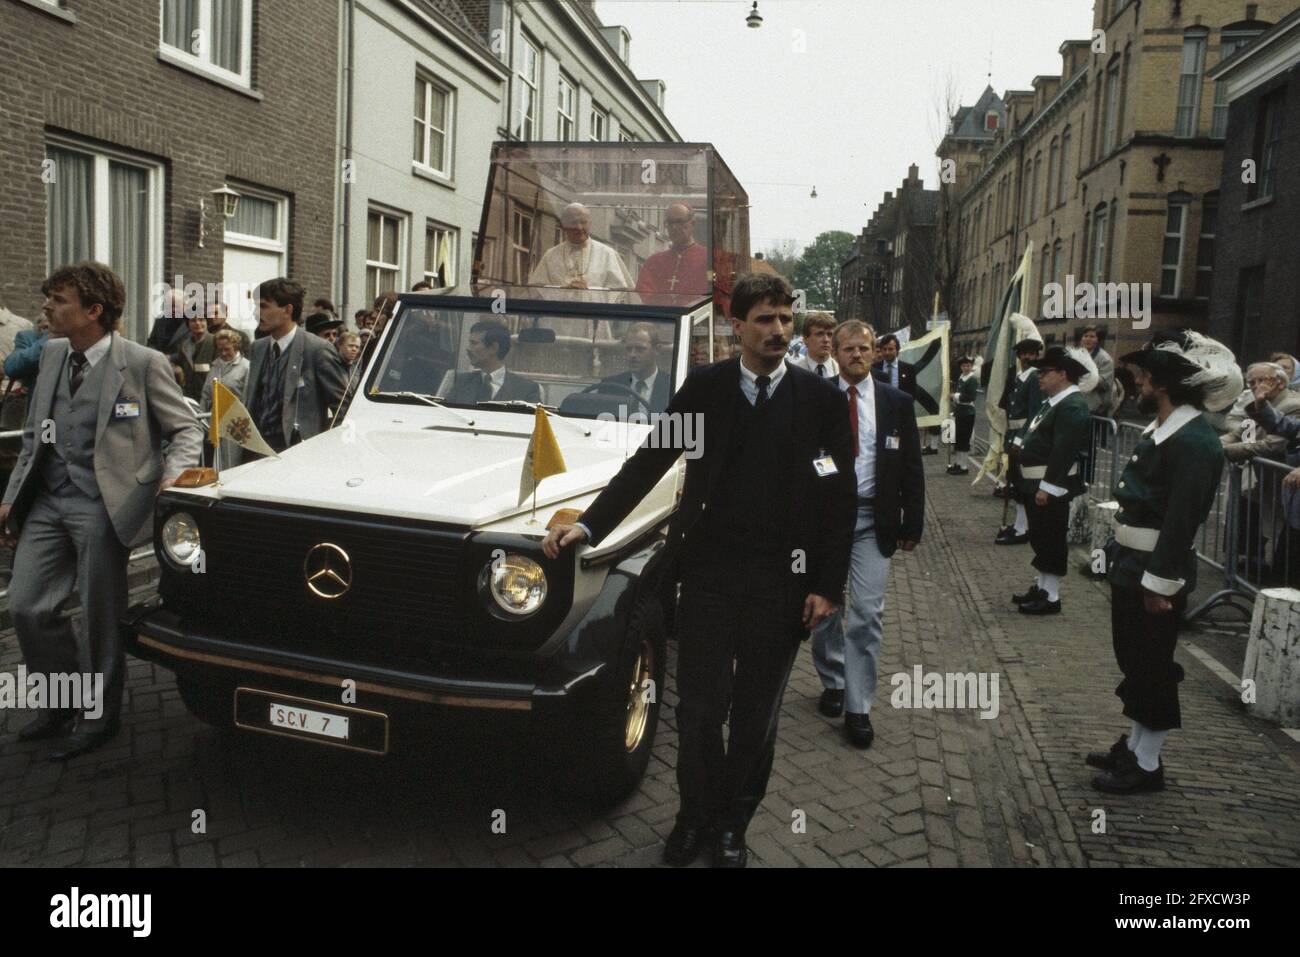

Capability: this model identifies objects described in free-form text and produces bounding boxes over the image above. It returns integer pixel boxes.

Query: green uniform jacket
[1007,369,1043,442]
[1014,390,1091,498]
[954,373,977,420]
[1108,407,1224,596]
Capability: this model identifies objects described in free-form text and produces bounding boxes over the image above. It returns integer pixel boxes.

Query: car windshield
[368,307,678,418]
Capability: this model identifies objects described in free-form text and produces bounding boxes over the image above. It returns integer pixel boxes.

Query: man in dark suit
[242,278,348,458]
[442,319,540,404]
[812,320,924,748]
[872,333,917,399]
[597,322,671,412]
[543,274,856,868]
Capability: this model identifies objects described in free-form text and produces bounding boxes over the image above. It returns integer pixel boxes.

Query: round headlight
[486,554,547,617]
[161,512,202,567]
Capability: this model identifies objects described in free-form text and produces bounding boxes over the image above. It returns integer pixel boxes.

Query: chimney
[908,163,920,183]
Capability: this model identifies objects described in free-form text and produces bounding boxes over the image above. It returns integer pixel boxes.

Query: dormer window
[985,111,1000,131]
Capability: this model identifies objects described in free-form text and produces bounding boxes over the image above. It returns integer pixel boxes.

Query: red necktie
[847,385,859,459]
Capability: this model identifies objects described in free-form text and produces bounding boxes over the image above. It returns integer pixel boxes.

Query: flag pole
[212,374,222,487]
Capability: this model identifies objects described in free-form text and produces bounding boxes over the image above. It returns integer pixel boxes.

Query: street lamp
[746,2,763,29]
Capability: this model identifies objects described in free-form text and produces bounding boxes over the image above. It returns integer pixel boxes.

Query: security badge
[113,400,141,419]
[885,433,900,450]
[813,449,839,477]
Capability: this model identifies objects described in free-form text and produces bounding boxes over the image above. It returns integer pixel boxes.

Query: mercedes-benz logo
[304,543,353,600]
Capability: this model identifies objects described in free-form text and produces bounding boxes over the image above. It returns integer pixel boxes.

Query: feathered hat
[1120,331,1242,412]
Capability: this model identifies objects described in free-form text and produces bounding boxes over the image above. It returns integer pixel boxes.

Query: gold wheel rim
[623,639,654,753]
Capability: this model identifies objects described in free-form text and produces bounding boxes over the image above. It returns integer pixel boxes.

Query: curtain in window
[162,0,200,53]
[46,147,94,270]
[229,194,276,239]
[1176,35,1206,137]
[109,163,150,343]
[212,0,243,73]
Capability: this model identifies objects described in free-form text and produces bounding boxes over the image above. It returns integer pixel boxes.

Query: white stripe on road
[1184,641,1300,742]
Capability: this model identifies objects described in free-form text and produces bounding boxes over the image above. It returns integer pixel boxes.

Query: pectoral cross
[667,273,679,291]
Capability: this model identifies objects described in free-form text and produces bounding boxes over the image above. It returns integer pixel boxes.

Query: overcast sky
[595,0,1097,256]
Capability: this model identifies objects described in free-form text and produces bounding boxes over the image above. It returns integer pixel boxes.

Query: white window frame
[1090,205,1109,284]
[1103,59,1121,153]
[414,73,454,178]
[158,0,253,89]
[366,207,408,300]
[223,183,288,256]
[511,205,533,281]
[514,33,540,140]
[424,221,458,287]
[45,135,165,344]
[1213,32,1263,138]
[619,127,637,143]
[1175,30,1208,138]
[1160,198,1188,298]
[1195,195,1216,300]
[589,104,607,142]
[557,72,576,140]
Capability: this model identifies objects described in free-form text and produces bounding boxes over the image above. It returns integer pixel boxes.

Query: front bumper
[123,601,608,715]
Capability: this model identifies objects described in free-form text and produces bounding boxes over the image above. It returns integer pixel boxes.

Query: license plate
[268,702,349,740]
[234,688,390,754]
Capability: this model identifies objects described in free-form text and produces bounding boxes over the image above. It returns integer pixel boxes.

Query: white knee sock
[1040,573,1060,602]
[1127,721,1142,751]
[1133,723,1168,772]
[1034,572,1043,590]
[1013,504,1028,535]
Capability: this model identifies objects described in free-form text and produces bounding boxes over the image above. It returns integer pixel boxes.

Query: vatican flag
[518,407,566,507]
[210,379,279,458]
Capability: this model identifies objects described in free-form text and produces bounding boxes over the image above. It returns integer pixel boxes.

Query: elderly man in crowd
[1246,371,1300,585]
[172,312,216,404]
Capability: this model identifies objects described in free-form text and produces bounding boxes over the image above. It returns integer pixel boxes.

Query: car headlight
[483,553,547,617]
[161,512,202,567]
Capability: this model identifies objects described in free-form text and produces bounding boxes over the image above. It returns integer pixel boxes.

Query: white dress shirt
[739,357,787,406]
[1037,383,1082,498]
[438,364,506,399]
[789,353,839,378]
[270,323,297,355]
[75,331,114,370]
[837,373,877,499]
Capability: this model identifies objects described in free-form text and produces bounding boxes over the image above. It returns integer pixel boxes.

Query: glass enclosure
[367,305,680,418]
[472,142,750,316]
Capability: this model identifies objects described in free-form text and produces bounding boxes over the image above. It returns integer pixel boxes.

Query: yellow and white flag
[210,379,279,458]
[518,407,566,506]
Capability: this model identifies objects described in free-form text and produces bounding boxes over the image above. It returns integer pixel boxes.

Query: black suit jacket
[445,368,541,404]
[580,359,857,601]
[861,378,926,556]
[599,369,671,413]
[872,359,917,399]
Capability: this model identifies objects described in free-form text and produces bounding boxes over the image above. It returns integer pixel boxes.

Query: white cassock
[528,239,633,303]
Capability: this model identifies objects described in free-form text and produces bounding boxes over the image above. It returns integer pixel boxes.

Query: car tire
[176,675,235,729]
[557,594,667,809]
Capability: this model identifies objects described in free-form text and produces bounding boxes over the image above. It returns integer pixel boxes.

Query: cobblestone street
[3,453,1299,868]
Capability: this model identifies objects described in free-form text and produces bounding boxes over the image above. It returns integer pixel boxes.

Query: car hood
[204,420,658,526]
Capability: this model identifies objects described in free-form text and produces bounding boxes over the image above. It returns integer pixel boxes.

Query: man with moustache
[1,262,201,758]
[872,334,916,398]
[810,320,924,747]
[542,273,855,867]
[1088,332,1236,793]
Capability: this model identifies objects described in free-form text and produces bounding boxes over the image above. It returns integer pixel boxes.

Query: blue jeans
[811,504,892,715]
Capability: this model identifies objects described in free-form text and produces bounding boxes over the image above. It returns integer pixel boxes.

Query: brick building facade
[937,0,1290,362]
[1206,8,1300,363]
[0,0,340,342]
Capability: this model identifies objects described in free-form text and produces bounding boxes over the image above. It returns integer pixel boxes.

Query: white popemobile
[124,142,751,803]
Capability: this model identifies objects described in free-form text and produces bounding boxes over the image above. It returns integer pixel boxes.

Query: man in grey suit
[0,262,203,759]
[440,319,540,405]
[241,278,348,458]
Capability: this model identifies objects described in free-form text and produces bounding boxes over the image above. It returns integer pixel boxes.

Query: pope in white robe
[528,203,633,302]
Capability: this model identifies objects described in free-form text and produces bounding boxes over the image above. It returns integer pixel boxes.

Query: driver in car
[597,323,670,413]
[439,319,540,404]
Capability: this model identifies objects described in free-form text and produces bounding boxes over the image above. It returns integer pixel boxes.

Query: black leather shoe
[946,466,970,476]
[663,823,713,867]
[713,829,748,868]
[845,712,874,749]
[16,710,75,743]
[992,485,1012,498]
[1011,585,1046,605]
[1018,596,1061,615]
[47,721,120,762]
[1086,734,1130,771]
[921,447,939,456]
[818,688,844,718]
[1092,748,1165,793]
[994,527,1029,545]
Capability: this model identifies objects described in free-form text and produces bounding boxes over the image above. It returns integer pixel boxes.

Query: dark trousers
[675,549,803,832]
[1026,493,1070,576]
[1110,584,1187,731]
[954,413,974,453]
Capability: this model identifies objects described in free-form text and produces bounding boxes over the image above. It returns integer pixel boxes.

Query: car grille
[191,501,469,669]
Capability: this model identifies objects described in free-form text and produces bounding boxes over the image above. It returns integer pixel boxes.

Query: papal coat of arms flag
[210,379,279,459]
[518,406,567,507]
